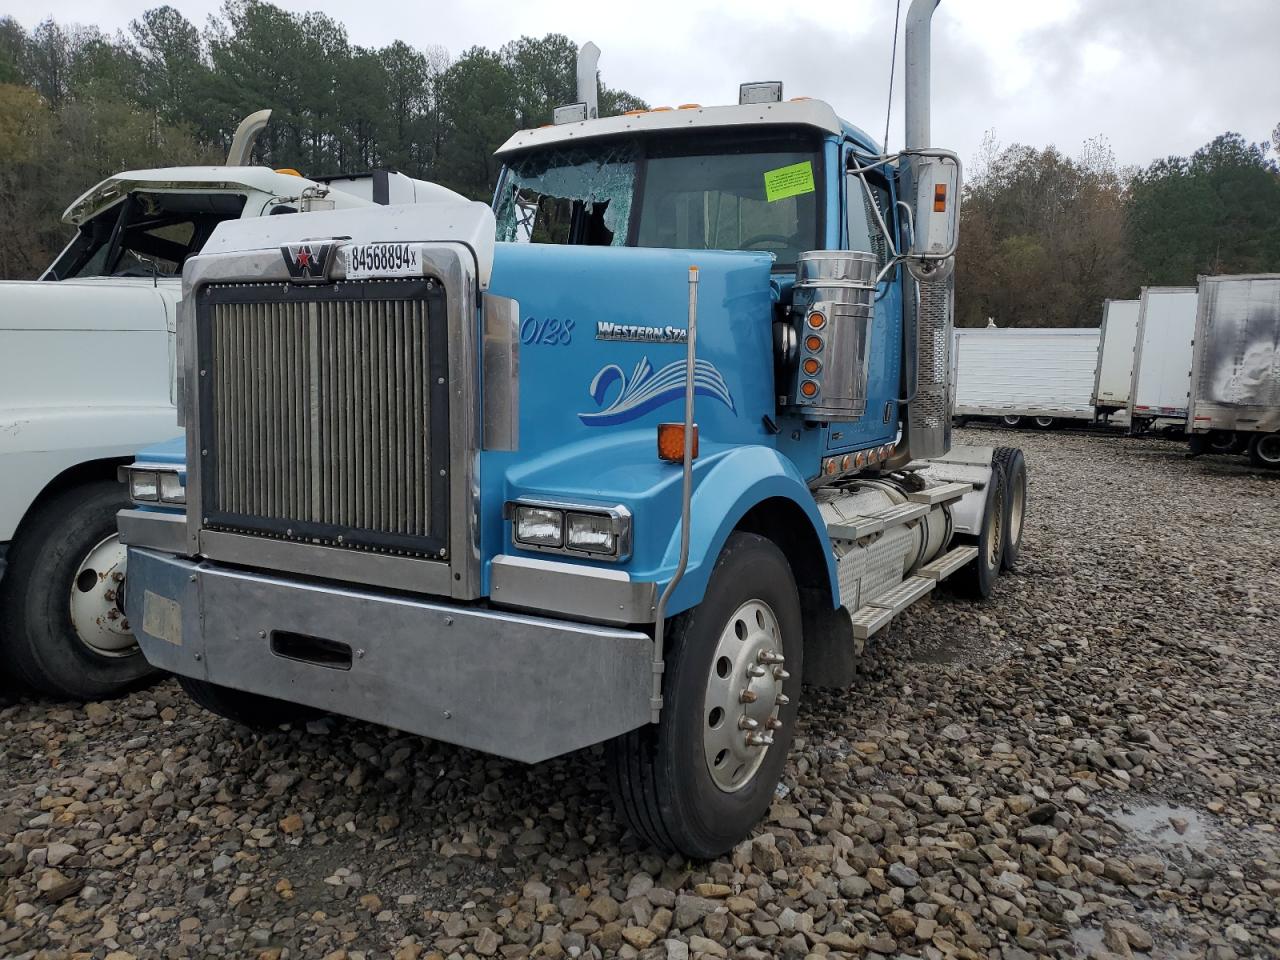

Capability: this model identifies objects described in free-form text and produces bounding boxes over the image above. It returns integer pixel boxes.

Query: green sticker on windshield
[763,161,815,202]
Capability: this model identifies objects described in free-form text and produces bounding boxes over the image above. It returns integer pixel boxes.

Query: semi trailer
[0,111,461,700]
[1186,274,1280,468]
[1092,299,1140,420]
[953,326,1101,428]
[118,0,1029,857]
[1128,286,1198,435]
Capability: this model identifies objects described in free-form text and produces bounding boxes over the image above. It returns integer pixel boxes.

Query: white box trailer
[1187,274,1280,468]
[1092,299,1140,416]
[1128,286,1197,433]
[953,327,1101,427]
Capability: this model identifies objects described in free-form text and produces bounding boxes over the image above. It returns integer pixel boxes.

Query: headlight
[566,512,617,555]
[512,506,563,547]
[121,464,186,506]
[505,500,631,561]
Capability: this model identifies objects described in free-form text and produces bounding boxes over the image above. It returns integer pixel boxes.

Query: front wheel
[1249,432,1280,469]
[607,532,803,858]
[0,480,157,699]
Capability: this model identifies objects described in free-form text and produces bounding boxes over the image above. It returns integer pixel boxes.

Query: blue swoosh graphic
[579,356,737,426]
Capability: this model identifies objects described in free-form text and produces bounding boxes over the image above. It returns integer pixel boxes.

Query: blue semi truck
[117,0,1027,856]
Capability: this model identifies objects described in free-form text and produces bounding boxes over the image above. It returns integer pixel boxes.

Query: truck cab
[118,0,1026,857]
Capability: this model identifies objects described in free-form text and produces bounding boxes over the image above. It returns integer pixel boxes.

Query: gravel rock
[1,427,1277,959]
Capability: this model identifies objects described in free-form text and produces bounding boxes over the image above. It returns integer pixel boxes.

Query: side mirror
[905,150,961,281]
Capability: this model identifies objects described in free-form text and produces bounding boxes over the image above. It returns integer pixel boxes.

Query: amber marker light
[802,357,821,376]
[800,380,819,398]
[854,451,867,468]
[806,311,827,330]
[657,423,699,462]
[804,334,823,352]
[933,183,948,212]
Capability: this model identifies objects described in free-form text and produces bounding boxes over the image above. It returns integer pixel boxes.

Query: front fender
[656,445,838,616]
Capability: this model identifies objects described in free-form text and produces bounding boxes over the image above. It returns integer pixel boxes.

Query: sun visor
[200,201,497,290]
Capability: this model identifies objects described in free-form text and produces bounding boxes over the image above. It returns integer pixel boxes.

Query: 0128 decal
[579,356,736,426]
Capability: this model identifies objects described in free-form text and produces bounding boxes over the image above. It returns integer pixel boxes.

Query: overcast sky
[16,0,1280,168]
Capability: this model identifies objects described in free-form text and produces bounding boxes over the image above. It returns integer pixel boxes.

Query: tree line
[2,1,1279,326]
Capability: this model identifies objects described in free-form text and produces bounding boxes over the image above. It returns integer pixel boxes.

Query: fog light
[513,506,563,547]
[128,470,160,502]
[566,513,617,555]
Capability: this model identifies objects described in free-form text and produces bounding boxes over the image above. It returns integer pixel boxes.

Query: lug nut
[739,689,758,704]
[776,694,791,706]
[757,650,785,664]
[747,664,768,678]
[767,718,783,730]
[745,732,775,747]
[738,716,759,730]
[773,667,790,681]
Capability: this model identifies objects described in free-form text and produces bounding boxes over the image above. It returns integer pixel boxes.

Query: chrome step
[850,603,895,640]
[906,481,973,506]
[916,544,979,581]
[827,502,929,541]
[850,575,937,640]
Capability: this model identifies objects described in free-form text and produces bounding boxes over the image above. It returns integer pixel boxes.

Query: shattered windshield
[494,132,822,267]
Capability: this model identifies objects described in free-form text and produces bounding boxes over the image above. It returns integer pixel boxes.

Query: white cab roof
[495,99,849,156]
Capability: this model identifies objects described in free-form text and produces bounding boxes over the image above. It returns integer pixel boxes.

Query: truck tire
[1248,432,1280,469]
[1206,431,1238,454]
[177,676,320,729]
[949,461,1006,600]
[1033,416,1055,429]
[993,447,1026,571]
[1001,415,1022,428]
[0,479,157,699]
[607,532,803,859]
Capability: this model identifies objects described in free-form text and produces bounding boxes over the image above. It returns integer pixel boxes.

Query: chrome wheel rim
[1008,470,1025,551]
[702,599,787,793]
[69,534,135,656]
[1258,434,1280,464]
[1002,416,1021,427]
[1034,417,1054,428]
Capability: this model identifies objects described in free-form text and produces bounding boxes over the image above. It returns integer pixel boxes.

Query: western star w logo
[281,242,335,282]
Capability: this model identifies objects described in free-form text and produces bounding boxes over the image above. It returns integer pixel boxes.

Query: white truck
[1091,298,1140,421]
[1128,286,1198,435]
[1186,274,1280,467]
[0,111,461,699]
[953,327,1101,428]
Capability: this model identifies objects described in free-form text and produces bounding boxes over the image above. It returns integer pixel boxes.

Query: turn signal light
[658,422,699,462]
[804,334,823,352]
[854,451,867,468]
[841,455,852,471]
[800,380,819,398]
[806,311,827,330]
[933,183,948,213]
[802,357,821,375]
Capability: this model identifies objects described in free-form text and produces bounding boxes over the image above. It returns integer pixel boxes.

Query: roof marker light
[739,81,783,105]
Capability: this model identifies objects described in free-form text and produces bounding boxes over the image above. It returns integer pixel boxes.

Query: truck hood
[0,279,175,331]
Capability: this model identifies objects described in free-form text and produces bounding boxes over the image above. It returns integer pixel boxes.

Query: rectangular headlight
[513,506,563,547]
[159,472,186,504]
[566,512,618,555]
[128,470,160,502]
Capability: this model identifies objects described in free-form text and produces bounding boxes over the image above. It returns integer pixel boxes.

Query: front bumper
[127,548,654,763]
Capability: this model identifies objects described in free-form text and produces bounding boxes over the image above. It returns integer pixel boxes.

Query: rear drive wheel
[607,532,803,858]
[177,676,320,729]
[1248,432,1280,469]
[0,480,157,699]
[950,461,1006,600]
[1001,415,1023,428]
[993,447,1027,571]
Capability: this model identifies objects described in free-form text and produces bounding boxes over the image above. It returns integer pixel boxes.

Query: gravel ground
[2,427,1278,960]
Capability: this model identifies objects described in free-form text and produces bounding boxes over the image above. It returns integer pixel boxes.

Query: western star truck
[1128,286,1198,435]
[118,1,1029,856]
[0,110,461,699]
[1092,298,1140,421]
[953,326,1101,428]
[1186,274,1280,468]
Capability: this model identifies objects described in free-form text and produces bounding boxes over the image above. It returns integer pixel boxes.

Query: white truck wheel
[1248,432,1280,469]
[0,479,157,699]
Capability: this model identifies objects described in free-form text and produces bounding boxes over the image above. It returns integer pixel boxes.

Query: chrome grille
[199,281,448,556]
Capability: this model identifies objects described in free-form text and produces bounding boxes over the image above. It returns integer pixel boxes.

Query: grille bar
[199,280,449,557]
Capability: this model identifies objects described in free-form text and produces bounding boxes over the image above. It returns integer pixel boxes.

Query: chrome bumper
[127,548,654,763]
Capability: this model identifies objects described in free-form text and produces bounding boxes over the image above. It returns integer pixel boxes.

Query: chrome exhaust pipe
[576,42,600,120]
[226,109,272,166]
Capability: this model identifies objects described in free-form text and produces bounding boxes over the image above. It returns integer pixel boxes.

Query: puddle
[1109,801,1211,855]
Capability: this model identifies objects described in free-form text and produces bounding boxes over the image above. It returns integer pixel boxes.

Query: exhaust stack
[897,0,952,464]
[577,42,600,120]
[227,109,272,166]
